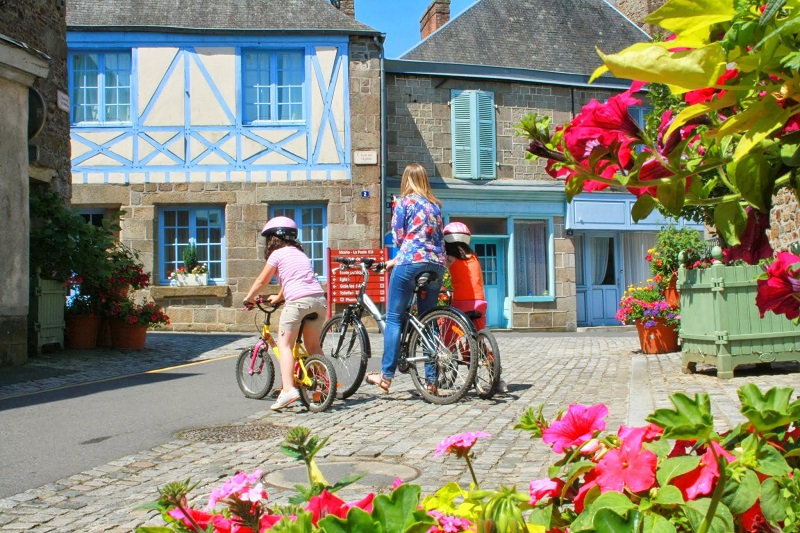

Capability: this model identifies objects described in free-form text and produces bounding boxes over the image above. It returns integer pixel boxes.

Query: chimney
[334,0,355,18]
[420,0,450,40]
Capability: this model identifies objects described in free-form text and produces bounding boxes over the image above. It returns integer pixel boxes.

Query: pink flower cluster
[434,431,491,458]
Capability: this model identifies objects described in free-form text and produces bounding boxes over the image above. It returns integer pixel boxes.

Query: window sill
[513,295,555,303]
[151,285,229,299]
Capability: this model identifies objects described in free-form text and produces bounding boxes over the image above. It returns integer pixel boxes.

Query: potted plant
[169,244,209,286]
[108,298,170,350]
[63,275,102,349]
[647,226,706,306]
[617,282,680,354]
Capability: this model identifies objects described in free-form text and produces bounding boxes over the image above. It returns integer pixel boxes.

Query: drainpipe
[374,34,387,245]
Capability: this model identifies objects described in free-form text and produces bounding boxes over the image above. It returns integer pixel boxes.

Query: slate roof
[401,0,648,76]
[66,0,377,34]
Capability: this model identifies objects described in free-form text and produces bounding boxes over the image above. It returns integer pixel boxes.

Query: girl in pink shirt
[243,216,327,410]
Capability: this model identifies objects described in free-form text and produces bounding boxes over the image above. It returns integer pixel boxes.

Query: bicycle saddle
[415,271,438,287]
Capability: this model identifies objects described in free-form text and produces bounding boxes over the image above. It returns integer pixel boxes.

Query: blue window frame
[159,207,225,284]
[270,205,326,279]
[243,50,304,123]
[70,51,132,124]
[451,89,496,179]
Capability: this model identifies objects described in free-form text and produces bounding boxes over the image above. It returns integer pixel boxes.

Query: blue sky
[356,0,474,58]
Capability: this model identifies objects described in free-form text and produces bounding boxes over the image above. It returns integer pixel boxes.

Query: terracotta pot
[109,319,147,350]
[663,274,680,307]
[636,318,679,354]
[97,316,113,347]
[65,314,100,349]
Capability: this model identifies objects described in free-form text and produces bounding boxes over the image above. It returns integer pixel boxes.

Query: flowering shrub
[756,250,800,322]
[617,282,680,328]
[107,243,151,293]
[109,299,170,329]
[518,0,800,255]
[138,384,800,532]
[648,226,707,285]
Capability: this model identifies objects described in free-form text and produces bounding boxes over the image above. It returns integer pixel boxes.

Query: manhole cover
[263,460,420,491]
[175,424,288,443]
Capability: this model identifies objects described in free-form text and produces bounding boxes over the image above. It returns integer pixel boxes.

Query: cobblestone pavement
[1,331,799,531]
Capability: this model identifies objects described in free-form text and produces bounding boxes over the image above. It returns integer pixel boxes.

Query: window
[451,89,496,179]
[514,220,551,297]
[70,51,132,123]
[270,205,326,279]
[79,209,105,228]
[243,50,304,123]
[160,207,225,283]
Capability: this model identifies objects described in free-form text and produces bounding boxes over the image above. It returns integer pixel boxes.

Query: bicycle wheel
[407,307,477,405]
[235,345,275,399]
[474,329,501,399]
[298,355,337,412]
[320,315,370,399]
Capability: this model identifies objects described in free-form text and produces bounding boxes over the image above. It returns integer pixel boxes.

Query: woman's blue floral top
[391,193,445,266]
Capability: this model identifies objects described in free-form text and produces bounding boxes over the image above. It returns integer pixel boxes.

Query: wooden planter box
[678,263,800,378]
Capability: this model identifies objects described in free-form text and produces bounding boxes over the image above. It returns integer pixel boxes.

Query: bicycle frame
[250,309,314,388]
[338,259,385,333]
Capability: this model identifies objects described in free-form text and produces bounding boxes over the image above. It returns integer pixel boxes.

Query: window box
[678,263,800,378]
[169,273,209,287]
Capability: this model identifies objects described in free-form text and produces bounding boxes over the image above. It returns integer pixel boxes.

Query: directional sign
[327,248,388,306]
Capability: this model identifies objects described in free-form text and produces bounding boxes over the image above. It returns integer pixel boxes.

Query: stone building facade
[0,0,70,365]
[66,0,383,332]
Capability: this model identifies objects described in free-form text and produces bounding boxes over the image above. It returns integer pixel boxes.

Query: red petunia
[671,441,736,500]
[755,251,800,320]
[305,490,375,526]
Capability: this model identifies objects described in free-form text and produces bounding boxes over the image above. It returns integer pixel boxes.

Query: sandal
[365,372,391,394]
[426,383,438,395]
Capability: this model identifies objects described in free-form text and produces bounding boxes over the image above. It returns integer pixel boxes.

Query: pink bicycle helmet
[261,216,298,241]
[443,222,471,244]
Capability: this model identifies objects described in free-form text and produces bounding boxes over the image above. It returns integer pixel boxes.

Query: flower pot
[635,318,679,354]
[97,316,113,347]
[65,314,100,349]
[169,273,209,286]
[663,274,679,307]
[109,319,147,350]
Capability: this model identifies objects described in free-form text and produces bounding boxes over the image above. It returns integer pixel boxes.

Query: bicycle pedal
[272,388,281,398]
[398,360,409,373]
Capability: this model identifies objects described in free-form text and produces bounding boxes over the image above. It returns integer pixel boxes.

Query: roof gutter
[385,59,633,90]
[67,25,382,37]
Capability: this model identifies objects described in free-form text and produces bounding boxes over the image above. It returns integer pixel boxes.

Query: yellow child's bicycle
[237,297,337,412]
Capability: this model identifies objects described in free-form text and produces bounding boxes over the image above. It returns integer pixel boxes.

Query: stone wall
[615,0,668,37]
[769,188,800,251]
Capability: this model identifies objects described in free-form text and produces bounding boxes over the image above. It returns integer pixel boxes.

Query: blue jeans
[382,261,445,381]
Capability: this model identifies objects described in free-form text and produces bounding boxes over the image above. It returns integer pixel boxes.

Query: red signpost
[327,248,388,317]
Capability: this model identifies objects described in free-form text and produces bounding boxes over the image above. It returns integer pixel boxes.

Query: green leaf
[732,99,798,162]
[721,469,760,515]
[729,153,774,212]
[573,492,637,532]
[565,172,585,203]
[664,91,737,140]
[371,484,435,533]
[646,392,714,440]
[593,508,640,533]
[642,513,678,533]
[421,482,465,514]
[713,201,747,246]
[135,528,173,533]
[644,436,672,459]
[760,0,787,27]
[754,441,792,477]
[528,504,554,528]
[632,194,659,222]
[645,0,736,40]
[318,507,380,533]
[760,477,788,522]
[738,384,800,432]
[594,44,728,94]
[653,485,685,506]
[657,179,687,217]
[684,499,735,533]
[656,456,702,487]
[780,140,800,167]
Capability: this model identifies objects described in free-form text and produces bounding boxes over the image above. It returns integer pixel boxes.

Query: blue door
[472,238,506,328]
[581,233,623,326]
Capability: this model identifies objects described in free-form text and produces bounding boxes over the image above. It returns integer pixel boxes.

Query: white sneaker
[498,379,509,394]
[270,388,300,410]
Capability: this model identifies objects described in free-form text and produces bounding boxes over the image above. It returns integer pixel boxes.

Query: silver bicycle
[320,257,478,404]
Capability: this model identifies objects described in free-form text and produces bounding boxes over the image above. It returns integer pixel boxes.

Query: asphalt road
[0,355,276,498]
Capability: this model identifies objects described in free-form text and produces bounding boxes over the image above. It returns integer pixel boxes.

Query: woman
[365,163,445,394]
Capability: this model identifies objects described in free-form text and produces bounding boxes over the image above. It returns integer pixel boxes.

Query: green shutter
[451,90,473,179]
[476,91,496,179]
[451,90,495,179]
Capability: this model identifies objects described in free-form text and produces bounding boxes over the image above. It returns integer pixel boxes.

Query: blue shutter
[476,91,496,179]
[451,90,473,179]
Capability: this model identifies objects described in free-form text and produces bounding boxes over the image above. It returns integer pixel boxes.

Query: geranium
[435,431,491,488]
[648,226,708,286]
[109,298,170,329]
[756,251,800,320]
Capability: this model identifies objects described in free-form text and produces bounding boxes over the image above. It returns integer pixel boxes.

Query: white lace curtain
[623,232,658,286]
[514,221,548,296]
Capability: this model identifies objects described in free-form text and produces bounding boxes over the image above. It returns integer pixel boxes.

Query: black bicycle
[320,257,478,404]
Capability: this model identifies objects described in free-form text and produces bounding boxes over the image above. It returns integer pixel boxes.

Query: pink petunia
[542,404,608,453]
[207,469,264,509]
[435,431,491,458]
[529,478,564,505]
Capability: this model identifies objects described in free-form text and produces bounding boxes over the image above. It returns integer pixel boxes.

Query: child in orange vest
[443,222,508,393]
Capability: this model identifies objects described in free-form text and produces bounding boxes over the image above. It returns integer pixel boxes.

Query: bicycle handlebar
[334,256,386,272]
[242,296,283,314]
